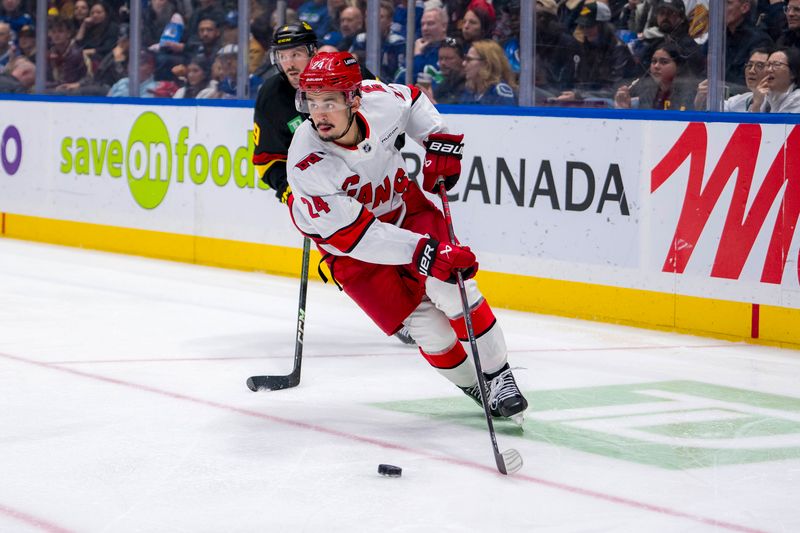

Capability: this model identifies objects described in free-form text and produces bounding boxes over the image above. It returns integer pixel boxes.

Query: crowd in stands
[0,0,275,97]
[2,0,800,111]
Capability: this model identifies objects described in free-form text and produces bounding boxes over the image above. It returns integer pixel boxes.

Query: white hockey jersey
[286,79,448,265]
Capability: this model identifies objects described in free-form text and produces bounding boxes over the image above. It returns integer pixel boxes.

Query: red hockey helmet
[296,52,362,112]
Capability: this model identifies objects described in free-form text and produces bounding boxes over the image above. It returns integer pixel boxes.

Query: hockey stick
[438,183,523,475]
[246,236,311,391]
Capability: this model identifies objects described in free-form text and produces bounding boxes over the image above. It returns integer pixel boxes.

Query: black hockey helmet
[270,22,318,77]
[271,22,318,51]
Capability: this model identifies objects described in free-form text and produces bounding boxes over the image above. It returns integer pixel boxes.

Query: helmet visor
[270,45,315,75]
[296,89,357,113]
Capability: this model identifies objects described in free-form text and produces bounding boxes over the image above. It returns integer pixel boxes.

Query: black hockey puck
[378,464,402,477]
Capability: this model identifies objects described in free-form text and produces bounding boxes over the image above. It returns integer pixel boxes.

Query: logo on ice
[652,122,800,285]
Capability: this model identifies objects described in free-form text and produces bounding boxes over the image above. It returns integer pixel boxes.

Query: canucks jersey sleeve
[251,75,298,197]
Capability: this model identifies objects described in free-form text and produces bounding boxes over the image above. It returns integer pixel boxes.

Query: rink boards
[0,96,798,347]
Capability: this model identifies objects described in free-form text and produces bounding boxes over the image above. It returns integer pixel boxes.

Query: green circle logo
[126,112,172,209]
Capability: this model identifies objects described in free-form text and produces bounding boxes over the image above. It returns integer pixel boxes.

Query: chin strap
[331,108,358,142]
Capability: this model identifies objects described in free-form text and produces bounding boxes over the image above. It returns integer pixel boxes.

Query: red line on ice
[47,343,736,365]
[0,503,75,533]
[0,350,766,533]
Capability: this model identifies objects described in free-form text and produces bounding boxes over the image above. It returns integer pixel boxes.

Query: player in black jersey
[252,22,319,204]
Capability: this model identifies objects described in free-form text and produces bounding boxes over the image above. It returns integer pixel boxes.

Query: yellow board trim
[2,213,798,350]
[3,213,323,280]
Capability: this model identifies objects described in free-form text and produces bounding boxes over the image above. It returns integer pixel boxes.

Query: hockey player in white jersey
[286,51,527,422]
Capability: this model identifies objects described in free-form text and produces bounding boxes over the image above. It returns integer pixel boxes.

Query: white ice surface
[0,237,798,533]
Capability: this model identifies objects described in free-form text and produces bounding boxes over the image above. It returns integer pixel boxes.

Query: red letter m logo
[651,122,800,284]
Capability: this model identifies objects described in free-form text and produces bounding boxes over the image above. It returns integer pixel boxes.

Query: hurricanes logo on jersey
[295,152,323,171]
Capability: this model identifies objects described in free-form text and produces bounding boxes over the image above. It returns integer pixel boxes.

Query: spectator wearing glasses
[749,47,800,112]
[694,47,772,111]
[614,42,696,110]
[459,39,517,105]
[776,0,800,48]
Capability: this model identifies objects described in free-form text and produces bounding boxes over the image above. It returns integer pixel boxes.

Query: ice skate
[394,325,416,346]
[486,364,527,426]
[459,364,527,425]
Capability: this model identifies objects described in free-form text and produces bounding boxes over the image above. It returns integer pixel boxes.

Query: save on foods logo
[379,380,800,469]
[59,111,267,209]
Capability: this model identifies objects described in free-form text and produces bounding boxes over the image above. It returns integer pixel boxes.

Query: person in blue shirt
[412,6,447,85]
[297,0,330,40]
[459,39,518,105]
[321,5,362,51]
[351,0,405,81]
[0,0,33,35]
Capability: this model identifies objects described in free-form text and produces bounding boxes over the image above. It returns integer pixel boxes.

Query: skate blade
[501,448,523,474]
[509,411,525,427]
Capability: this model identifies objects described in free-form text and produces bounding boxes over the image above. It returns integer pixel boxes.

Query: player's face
[277,46,313,88]
[308,92,352,141]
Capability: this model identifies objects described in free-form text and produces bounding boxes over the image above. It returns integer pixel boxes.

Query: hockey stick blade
[246,373,300,391]
[247,237,310,393]
[500,448,523,474]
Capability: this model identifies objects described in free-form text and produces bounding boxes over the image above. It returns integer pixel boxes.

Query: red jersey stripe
[252,152,288,164]
[408,84,422,104]
[325,206,375,253]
